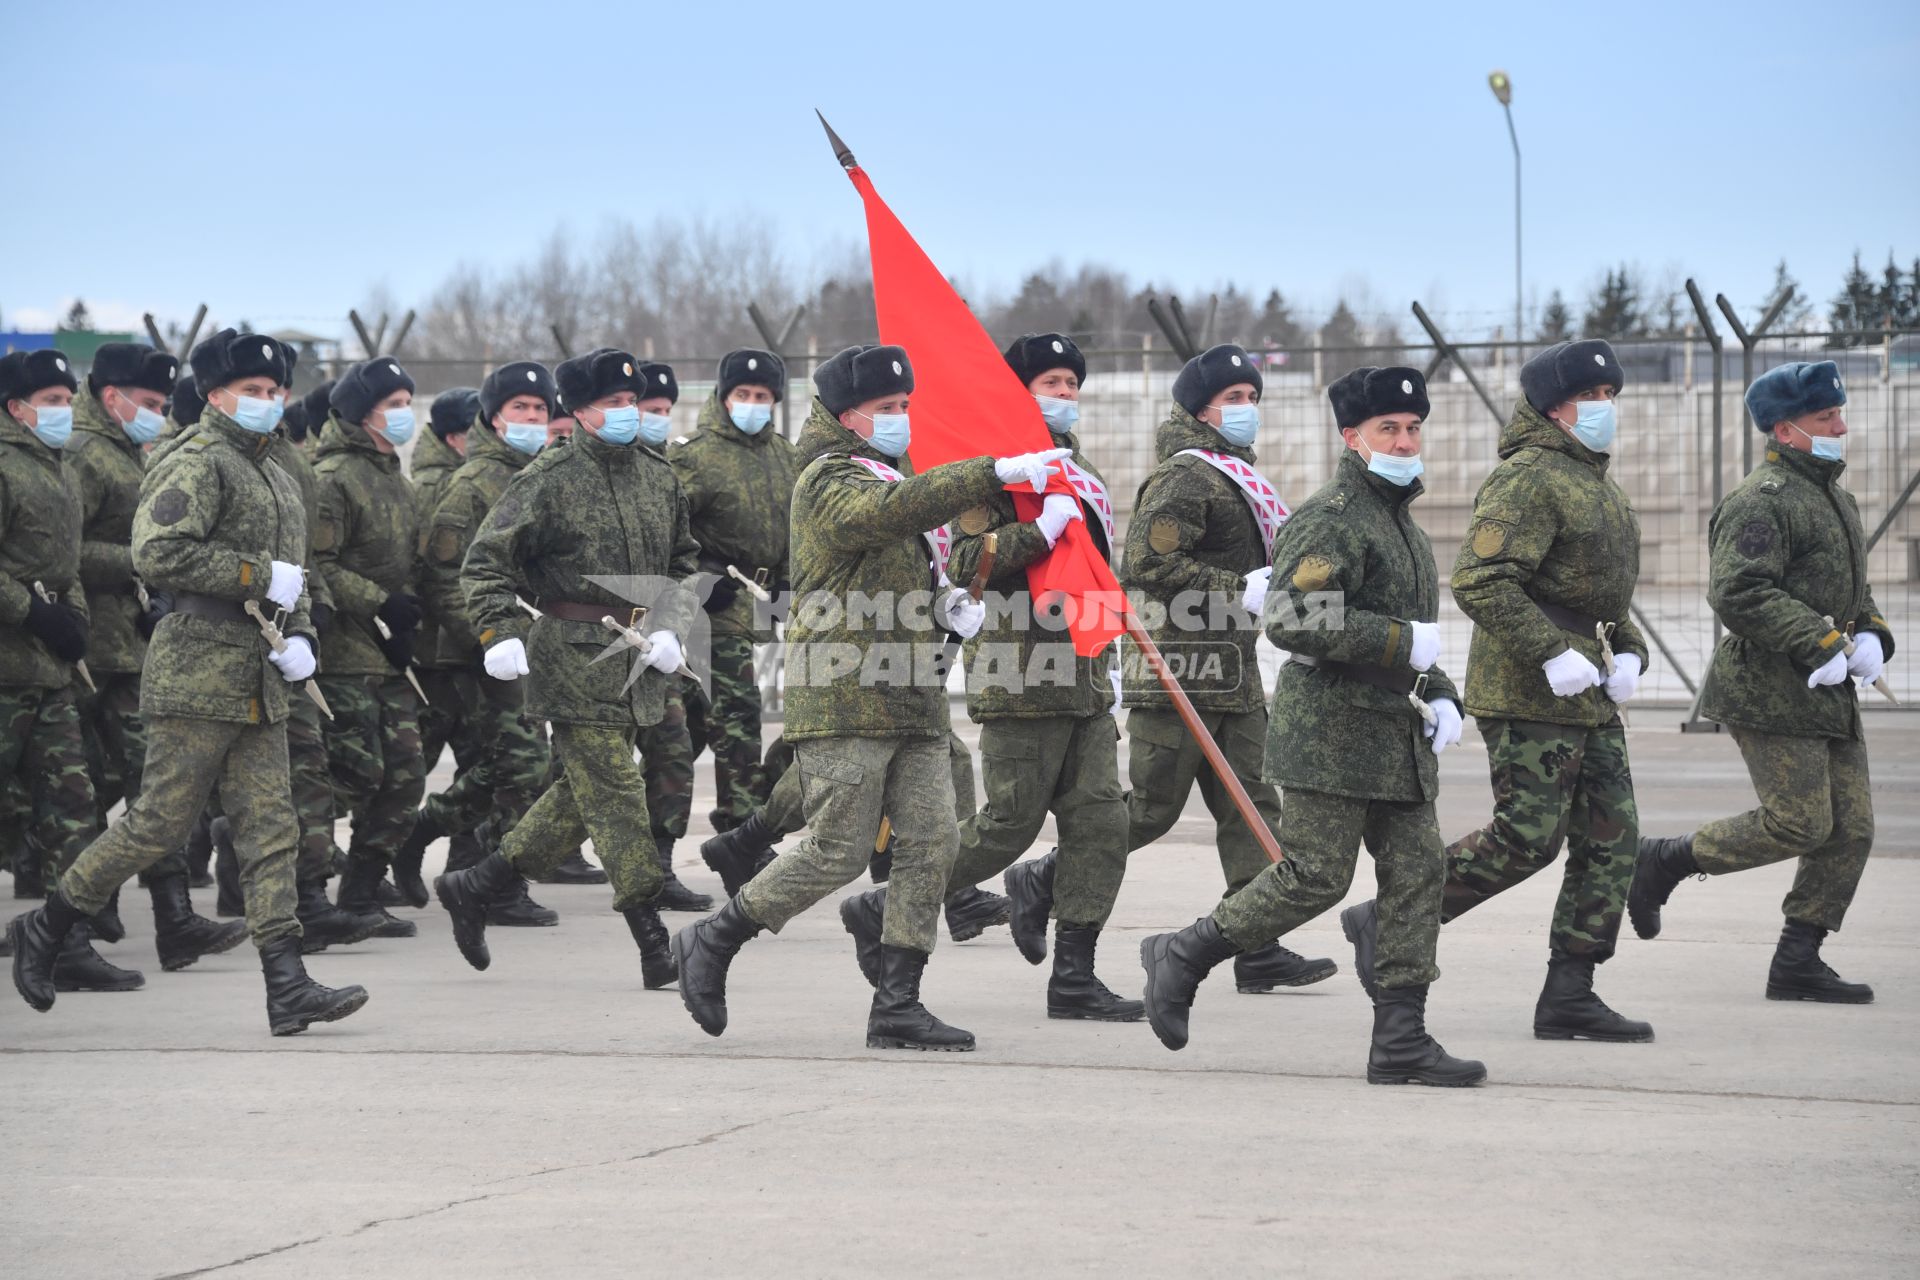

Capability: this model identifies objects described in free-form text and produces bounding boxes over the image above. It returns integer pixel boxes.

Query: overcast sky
[7,0,1915,341]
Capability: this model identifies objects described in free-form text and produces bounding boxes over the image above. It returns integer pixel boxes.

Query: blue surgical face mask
[639,411,672,447]
[595,405,640,446]
[501,421,549,456]
[1792,423,1845,462]
[25,403,74,449]
[730,401,773,435]
[865,412,911,458]
[1036,394,1079,432]
[228,393,284,435]
[1215,403,1260,448]
[376,405,416,446]
[1359,439,1425,487]
[121,403,165,445]
[1568,399,1617,453]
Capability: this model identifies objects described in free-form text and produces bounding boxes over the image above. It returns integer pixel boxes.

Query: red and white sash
[1176,448,1290,563]
[846,454,952,576]
[1059,456,1116,553]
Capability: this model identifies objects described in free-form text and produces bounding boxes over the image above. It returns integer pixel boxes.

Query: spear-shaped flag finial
[816,109,856,170]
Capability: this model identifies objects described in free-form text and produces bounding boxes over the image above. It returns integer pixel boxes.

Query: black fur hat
[555,348,644,413]
[0,349,79,407]
[301,380,335,429]
[168,373,205,427]
[430,387,481,439]
[1003,333,1086,389]
[717,348,786,403]
[1172,343,1262,418]
[480,361,558,423]
[281,398,310,442]
[187,328,289,394]
[330,358,416,425]
[1328,366,1430,431]
[87,343,179,399]
[636,361,678,406]
[1746,360,1846,432]
[1521,339,1625,414]
[813,344,913,418]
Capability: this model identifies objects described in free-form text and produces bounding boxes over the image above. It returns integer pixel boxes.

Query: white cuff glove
[1807,648,1850,689]
[1408,620,1441,672]
[484,637,529,681]
[1846,632,1885,684]
[1604,651,1642,703]
[643,630,682,674]
[1425,697,1463,754]
[1240,566,1272,615]
[1035,493,1083,548]
[268,635,315,683]
[266,560,304,611]
[1108,660,1124,715]
[1542,647,1603,697]
[994,447,1073,494]
[940,588,985,640]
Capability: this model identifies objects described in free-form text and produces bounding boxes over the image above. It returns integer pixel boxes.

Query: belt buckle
[624,606,647,631]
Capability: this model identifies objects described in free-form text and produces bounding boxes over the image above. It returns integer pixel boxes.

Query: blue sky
[7,0,1915,341]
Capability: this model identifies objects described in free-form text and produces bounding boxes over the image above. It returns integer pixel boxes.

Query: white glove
[1035,493,1083,548]
[1542,647,1603,698]
[994,447,1073,494]
[1108,660,1124,715]
[1408,620,1441,672]
[1846,632,1885,685]
[266,560,304,611]
[643,630,682,674]
[268,635,315,683]
[1425,697,1463,754]
[940,588,985,640]
[1240,566,1272,615]
[1807,648,1850,689]
[484,637,529,681]
[1604,651,1641,703]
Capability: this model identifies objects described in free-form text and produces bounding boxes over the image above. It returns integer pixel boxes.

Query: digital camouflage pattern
[462,427,700,729]
[0,407,86,690]
[759,727,975,837]
[1442,718,1637,960]
[1692,727,1873,930]
[66,390,148,675]
[1697,445,1894,741]
[408,425,466,670]
[0,685,96,884]
[669,391,799,644]
[284,692,337,881]
[416,666,548,844]
[77,673,145,824]
[419,419,532,665]
[1264,450,1459,803]
[315,673,425,867]
[1453,399,1650,728]
[313,413,418,678]
[264,428,333,618]
[500,722,662,911]
[1125,705,1280,902]
[677,634,764,829]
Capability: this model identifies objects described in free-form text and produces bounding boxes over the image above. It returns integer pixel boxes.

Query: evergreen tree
[1826,251,1879,345]
[1257,288,1304,349]
[1537,290,1573,342]
[1320,300,1364,380]
[1581,266,1644,338]
[1763,260,1811,331]
[64,299,93,331]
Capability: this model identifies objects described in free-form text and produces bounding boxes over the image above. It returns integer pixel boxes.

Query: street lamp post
[1488,71,1521,352]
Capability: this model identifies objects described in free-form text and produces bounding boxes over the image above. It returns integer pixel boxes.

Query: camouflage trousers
[1692,729,1873,931]
[285,694,336,882]
[742,734,957,953]
[947,714,1128,926]
[0,684,97,886]
[1216,788,1444,988]
[77,672,145,826]
[318,674,426,871]
[680,634,768,831]
[501,722,661,911]
[1444,717,1637,961]
[60,715,299,947]
[762,729,976,837]
[637,683,694,841]
[417,666,548,843]
[1125,706,1281,902]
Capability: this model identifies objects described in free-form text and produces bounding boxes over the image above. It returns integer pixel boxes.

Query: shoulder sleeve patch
[1735,518,1775,557]
[1148,517,1183,555]
[1291,554,1336,592]
[1469,520,1508,559]
[957,506,991,536]
[312,516,339,552]
[151,488,190,526]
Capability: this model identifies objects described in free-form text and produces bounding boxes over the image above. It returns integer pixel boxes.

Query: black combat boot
[53,930,145,993]
[261,936,369,1035]
[434,852,519,970]
[1367,985,1486,1086]
[867,944,974,1051]
[654,838,715,913]
[1767,919,1873,1004]
[336,860,417,939]
[1139,916,1240,1050]
[486,874,559,927]
[10,891,87,1011]
[1629,834,1701,940]
[671,898,763,1036]
[621,904,677,989]
[538,849,608,885]
[148,873,248,971]
[443,830,485,874]
[213,816,244,918]
[1341,898,1381,1000]
[296,877,381,954]
[388,808,440,909]
[184,812,215,888]
[1534,950,1653,1042]
[1234,941,1338,993]
[12,848,46,898]
[1049,924,1144,1022]
[838,887,886,988]
[91,887,127,944]
[1003,848,1057,964]
[945,886,1010,942]
[699,812,776,897]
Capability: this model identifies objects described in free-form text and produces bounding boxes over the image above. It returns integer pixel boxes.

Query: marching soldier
[1140,367,1484,1085]
[1343,338,1653,1042]
[670,342,1069,1050]
[10,330,368,1033]
[1632,361,1890,1003]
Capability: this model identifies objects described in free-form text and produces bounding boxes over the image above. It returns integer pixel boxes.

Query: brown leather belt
[172,592,251,624]
[1532,599,1608,637]
[537,600,647,626]
[1288,654,1418,695]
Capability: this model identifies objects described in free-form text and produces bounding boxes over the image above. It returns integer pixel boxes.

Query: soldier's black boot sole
[151,875,249,972]
[1766,919,1873,1003]
[1534,950,1654,1042]
[1003,849,1057,964]
[1139,917,1239,1051]
[839,889,885,988]
[944,886,1010,943]
[52,932,146,993]
[1341,900,1381,1001]
[867,944,974,1051]
[1368,985,1486,1087]
[1628,834,1700,941]
[1048,924,1144,1022]
[1233,942,1338,993]
[11,893,86,1012]
[262,938,369,1036]
[434,853,517,972]
[672,899,763,1037]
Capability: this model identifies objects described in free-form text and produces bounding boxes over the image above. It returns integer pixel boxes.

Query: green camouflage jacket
[0,410,87,690]
[133,407,314,724]
[1698,445,1895,741]
[313,413,417,678]
[1263,449,1459,802]
[66,390,147,675]
[668,392,800,642]
[783,399,1000,742]
[265,428,332,619]
[462,428,699,729]
[950,426,1114,721]
[420,418,532,665]
[1453,399,1650,728]
[408,426,466,668]
[1120,407,1272,714]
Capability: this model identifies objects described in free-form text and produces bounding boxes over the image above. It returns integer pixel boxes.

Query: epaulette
[1323,489,1351,513]
[672,435,691,447]
[180,432,216,453]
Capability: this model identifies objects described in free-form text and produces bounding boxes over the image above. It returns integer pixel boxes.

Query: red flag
[844,163,1123,657]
